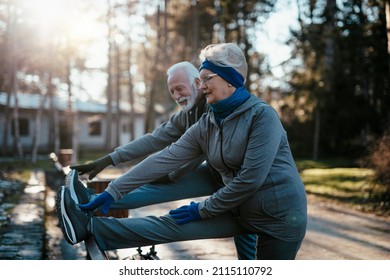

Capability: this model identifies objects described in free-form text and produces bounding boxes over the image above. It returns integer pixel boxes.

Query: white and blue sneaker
[56,186,90,245]
[65,169,93,205]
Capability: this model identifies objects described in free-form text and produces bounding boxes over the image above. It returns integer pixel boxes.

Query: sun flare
[23,0,105,43]
[24,0,70,27]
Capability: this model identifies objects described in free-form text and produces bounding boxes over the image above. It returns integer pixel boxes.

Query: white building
[0,92,165,156]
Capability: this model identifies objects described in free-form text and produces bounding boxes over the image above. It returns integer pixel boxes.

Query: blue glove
[169,202,201,225]
[78,191,114,215]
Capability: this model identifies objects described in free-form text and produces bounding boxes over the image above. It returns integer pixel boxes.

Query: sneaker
[66,169,92,205]
[56,186,90,245]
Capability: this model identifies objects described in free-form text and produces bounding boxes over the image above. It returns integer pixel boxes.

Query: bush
[369,134,390,189]
[365,134,390,214]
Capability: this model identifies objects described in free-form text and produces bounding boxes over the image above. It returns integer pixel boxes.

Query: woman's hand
[169,202,201,225]
[78,191,114,215]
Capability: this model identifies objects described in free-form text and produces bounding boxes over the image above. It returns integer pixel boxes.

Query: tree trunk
[384,0,390,130]
[12,92,23,158]
[313,108,320,161]
[47,72,60,155]
[53,107,60,156]
[144,4,161,133]
[115,41,121,147]
[10,9,23,158]
[386,0,390,55]
[31,89,47,163]
[191,0,199,61]
[322,0,336,151]
[1,92,11,156]
[72,111,79,165]
[1,2,12,157]
[105,0,113,150]
[126,41,135,141]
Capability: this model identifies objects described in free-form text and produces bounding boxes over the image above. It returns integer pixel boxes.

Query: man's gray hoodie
[108,95,208,181]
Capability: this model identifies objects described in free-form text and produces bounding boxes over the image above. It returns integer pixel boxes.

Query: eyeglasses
[199,73,218,86]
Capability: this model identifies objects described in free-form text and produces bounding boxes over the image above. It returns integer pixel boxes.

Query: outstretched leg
[110,163,219,209]
[64,165,258,259]
[91,213,247,252]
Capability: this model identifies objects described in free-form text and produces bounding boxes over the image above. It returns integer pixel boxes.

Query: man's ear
[194,77,201,89]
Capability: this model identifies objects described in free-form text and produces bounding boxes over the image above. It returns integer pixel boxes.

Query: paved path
[0,170,46,259]
[116,195,390,260]
[1,170,389,260]
[298,196,390,260]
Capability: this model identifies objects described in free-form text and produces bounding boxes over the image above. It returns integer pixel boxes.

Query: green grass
[294,157,357,170]
[293,158,389,214]
[301,168,374,201]
[299,165,388,215]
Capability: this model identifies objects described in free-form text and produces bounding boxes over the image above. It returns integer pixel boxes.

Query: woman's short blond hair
[200,43,247,81]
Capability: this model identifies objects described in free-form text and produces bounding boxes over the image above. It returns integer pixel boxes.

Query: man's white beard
[178,86,198,112]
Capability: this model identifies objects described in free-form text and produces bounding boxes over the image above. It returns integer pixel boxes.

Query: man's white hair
[167,61,199,87]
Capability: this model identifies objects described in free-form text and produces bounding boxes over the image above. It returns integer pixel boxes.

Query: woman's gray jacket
[106,94,307,242]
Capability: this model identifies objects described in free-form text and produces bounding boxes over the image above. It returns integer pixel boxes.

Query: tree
[6,1,23,157]
[286,0,390,159]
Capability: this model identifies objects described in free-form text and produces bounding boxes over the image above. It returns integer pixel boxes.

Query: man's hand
[78,191,114,215]
[70,155,113,180]
[169,202,201,225]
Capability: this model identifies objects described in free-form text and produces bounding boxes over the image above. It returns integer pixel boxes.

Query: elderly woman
[57,43,307,260]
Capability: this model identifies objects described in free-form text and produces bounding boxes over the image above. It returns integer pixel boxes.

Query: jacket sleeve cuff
[104,183,122,201]
[108,152,120,166]
[197,200,210,219]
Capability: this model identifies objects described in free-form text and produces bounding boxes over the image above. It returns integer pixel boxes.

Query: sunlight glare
[25,0,69,28]
[23,0,104,45]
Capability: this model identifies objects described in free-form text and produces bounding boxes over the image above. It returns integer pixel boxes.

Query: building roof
[0,92,145,114]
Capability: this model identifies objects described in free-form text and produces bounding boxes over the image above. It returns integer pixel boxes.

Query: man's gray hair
[167,61,199,86]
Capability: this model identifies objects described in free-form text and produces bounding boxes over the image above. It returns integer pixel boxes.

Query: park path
[297,195,389,259]
[115,194,390,260]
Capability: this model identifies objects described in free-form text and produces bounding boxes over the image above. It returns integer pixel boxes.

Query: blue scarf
[210,87,250,125]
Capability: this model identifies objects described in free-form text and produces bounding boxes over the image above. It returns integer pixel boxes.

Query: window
[89,120,102,136]
[12,118,29,136]
[122,123,128,133]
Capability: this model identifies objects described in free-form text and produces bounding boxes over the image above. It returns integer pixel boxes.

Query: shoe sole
[56,186,78,245]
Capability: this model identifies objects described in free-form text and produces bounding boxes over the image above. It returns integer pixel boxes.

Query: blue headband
[199,60,244,88]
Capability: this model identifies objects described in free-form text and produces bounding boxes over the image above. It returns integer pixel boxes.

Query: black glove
[70,155,113,180]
